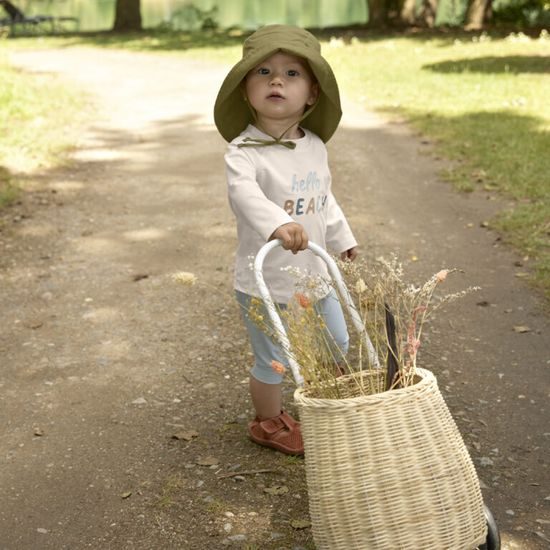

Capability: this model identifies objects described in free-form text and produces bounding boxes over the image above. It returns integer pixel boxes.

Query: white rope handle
[253,240,381,387]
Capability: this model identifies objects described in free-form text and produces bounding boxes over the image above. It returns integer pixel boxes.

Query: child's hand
[340,247,358,262]
[270,222,308,255]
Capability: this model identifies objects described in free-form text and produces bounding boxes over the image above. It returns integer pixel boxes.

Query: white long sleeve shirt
[225,124,357,303]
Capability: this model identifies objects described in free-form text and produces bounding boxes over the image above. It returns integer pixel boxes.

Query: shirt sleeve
[225,145,293,242]
[325,191,358,254]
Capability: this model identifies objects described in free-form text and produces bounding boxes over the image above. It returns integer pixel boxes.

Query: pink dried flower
[405,306,427,362]
[270,360,286,374]
[436,269,449,283]
[294,293,311,308]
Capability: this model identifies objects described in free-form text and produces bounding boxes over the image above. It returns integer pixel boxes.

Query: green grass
[0,42,89,205]
[3,29,549,297]
[323,31,550,298]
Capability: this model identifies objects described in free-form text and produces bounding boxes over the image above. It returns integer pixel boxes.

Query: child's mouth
[268,93,284,100]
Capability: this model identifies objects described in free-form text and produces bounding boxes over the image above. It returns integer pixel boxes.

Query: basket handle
[253,240,381,387]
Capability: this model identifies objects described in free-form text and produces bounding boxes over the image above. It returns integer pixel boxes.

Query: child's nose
[269,72,284,85]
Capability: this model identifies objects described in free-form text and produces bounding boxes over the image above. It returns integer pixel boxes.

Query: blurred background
[11,0,550,32]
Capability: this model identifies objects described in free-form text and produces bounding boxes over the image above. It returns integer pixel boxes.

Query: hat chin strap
[238,101,318,150]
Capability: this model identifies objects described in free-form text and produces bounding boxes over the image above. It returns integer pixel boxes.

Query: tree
[366,0,389,27]
[113,0,142,32]
[417,0,439,27]
[399,0,417,25]
[465,0,493,29]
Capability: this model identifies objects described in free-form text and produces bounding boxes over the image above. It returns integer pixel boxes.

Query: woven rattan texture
[294,368,487,550]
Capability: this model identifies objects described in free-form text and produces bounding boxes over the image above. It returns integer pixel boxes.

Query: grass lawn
[2,29,549,298]
[0,44,89,207]
[323,31,550,299]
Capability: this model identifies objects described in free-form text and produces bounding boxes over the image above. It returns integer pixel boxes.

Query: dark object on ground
[0,0,79,35]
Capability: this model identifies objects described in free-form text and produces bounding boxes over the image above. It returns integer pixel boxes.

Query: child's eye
[257,67,270,75]
[287,69,299,77]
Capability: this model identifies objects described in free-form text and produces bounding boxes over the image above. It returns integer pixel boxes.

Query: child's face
[244,52,318,130]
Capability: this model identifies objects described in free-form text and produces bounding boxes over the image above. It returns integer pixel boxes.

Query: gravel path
[1,47,548,549]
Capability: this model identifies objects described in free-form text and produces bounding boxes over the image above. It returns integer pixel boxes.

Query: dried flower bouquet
[250,255,479,399]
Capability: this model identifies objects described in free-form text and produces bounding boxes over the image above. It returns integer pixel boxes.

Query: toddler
[214,25,357,455]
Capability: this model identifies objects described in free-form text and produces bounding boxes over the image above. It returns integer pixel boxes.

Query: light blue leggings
[236,289,349,384]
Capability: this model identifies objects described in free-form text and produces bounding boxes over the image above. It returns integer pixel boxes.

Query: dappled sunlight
[75,236,124,255]
[82,307,120,323]
[501,530,542,549]
[123,227,168,242]
[17,222,56,237]
[203,223,232,238]
[48,179,85,191]
[72,147,127,162]
[97,339,131,361]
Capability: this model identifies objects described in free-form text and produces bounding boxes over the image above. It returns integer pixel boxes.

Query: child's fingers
[270,223,308,254]
[340,247,358,261]
[289,225,308,254]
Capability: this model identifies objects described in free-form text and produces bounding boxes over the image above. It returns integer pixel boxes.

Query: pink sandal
[248,411,304,455]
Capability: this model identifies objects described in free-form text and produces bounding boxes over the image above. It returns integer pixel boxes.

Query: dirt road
[1,48,548,549]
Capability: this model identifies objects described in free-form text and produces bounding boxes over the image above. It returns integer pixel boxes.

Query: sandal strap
[258,412,295,435]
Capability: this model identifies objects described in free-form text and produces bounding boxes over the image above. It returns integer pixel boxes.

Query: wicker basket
[294,368,487,550]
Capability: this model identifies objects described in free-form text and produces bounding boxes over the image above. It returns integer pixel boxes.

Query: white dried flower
[172,272,197,286]
[355,278,368,294]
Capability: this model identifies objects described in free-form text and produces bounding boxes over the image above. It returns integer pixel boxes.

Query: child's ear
[307,82,319,106]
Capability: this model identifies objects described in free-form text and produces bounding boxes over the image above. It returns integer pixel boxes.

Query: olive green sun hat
[214,24,342,144]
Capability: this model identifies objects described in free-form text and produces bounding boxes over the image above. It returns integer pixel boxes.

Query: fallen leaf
[132,274,149,282]
[263,485,289,496]
[290,519,311,529]
[515,272,529,278]
[513,325,531,333]
[172,430,199,441]
[196,456,219,467]
[121,491,132,499]
[33,427,44,437]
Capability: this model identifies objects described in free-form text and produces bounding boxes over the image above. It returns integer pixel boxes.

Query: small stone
[233,476,245,482]
[227,534,246,542]
[196,456,219,467]
[290,519,311,529]
[479,456,494,467]
[37,528,48,534]
[224,512,235,518]
[223,523,232,533]
[505,509,515,516]
[131,397,147,405]
[172,430,198,441]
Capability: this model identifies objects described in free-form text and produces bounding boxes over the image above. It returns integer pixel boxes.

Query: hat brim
[214,44,341,143]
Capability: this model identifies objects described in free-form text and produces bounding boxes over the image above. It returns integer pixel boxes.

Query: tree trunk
[366,0,388,27]
[113,0,142,32]
[465,0,492,30]
[399,0,417,25]
[417,0,438,28]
